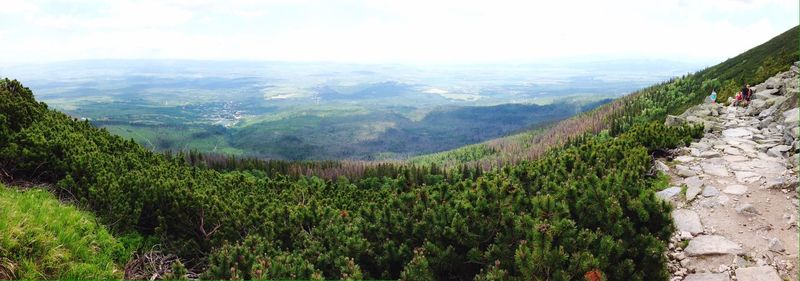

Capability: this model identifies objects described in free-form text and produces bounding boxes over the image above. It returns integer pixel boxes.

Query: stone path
[658,65,799,281]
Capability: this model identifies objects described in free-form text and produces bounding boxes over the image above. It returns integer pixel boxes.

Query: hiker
[741,83,752,105]
[709,88,717,104]
[734,91,743,107]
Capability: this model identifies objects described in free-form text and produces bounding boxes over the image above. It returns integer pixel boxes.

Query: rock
[666,115,686,126]
[656,187,682,201]
[783,107,799,125]
[677,165,697,177]
[735,204,760,216]
[683,273,730,281]
[655,160,670,173]
[764,177,785,189]
[672,209,703,235]
[686,185,701,201]
[684,235,743,256]
[722,185,747,195]
[685,176,704,190]
[723,147,741,155]
[700,150,721,158]
[764,77,783,90]
[767,145,790,157]
[722,128,753,138]
[723,155,748,162]
[753,88,780,100]
[767,237,784,252]
[734,266,782,281]
[758,116,773,128]
[789,126,800,139]
[702,186,719,197]
[745,100,767,116]
[681,254,736,273]
[734,171,762,183]
[675,155,695,162]
[701,163,729,177]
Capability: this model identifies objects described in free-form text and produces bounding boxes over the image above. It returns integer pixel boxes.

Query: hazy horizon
[1,0,797,64]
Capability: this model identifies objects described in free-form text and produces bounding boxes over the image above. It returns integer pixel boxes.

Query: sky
[0,0,797,64]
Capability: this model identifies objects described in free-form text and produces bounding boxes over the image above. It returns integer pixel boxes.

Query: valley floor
[656,67,799,281]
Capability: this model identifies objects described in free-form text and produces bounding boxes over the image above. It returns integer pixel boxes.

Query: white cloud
[0,0,796,64]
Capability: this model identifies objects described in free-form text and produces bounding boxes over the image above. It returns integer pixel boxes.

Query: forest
[0,26,797,281]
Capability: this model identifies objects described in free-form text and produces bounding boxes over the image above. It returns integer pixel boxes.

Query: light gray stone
[767,237,784,252]
[734,171,762,184]
[722,185,747,195]
[666,115,686,126]
[722,128,753,138]
[678,166,697,177]
[654,160,670,173]
[684,235,743,256]
[685,176,704,190]
[734,266,782,281]
[701,163,729,177]
[700,150,721,158]
[672,209,703,235]
[723,147,741,155]
[735,204,759,216]
[783,107,799,125]
[702,186,719,197]
[766,145,790,157]
[656,187,682,201]
[686,185,702,201]
[745,99,767,116]
[753,88,780,100]
[683,273,730,281]
[723,155,748,162]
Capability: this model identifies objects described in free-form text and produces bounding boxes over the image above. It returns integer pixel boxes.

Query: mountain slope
[411,25,799,167]
[0,25,796,281]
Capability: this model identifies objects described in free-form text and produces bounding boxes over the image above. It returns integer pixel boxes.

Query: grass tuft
[0,184,128,280]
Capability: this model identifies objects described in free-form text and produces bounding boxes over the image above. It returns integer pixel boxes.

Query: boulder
[767,145,790,157]
[745,99,767,116]
[672,209,703,235]
[764,77,782,90]
[665,115,686,126]
[783,107,799,125]
[684,235,743,256]
[753,88,780,100]
[734,266,782,281]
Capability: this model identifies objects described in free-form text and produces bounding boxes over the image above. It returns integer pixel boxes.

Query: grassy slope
[0,184,127,280]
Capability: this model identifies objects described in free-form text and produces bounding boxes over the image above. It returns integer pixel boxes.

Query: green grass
[0,184,128,280]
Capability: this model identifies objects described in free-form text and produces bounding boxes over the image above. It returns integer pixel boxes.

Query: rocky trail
[657,64,800,281]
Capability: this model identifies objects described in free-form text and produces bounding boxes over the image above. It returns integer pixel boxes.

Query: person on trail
[709,88,717,104]
[742,83,752,104]
[734,91,743,107]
